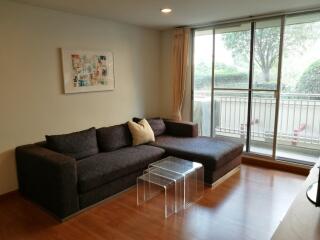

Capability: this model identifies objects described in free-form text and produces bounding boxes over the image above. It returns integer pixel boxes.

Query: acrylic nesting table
[137,156,204,218]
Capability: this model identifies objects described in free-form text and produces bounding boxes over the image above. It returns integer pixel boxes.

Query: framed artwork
[61,49,115,93]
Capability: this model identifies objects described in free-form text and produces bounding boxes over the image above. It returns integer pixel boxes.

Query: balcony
[194,91,320,164]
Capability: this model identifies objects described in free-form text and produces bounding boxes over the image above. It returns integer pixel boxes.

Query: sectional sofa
[16,118,243,219]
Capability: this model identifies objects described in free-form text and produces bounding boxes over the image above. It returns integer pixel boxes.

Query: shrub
[254,82,276,89]
[194,62,248,89]
[215,72,248,84]
[296,60,320,94]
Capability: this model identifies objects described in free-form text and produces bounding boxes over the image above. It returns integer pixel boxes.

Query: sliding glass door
[276,13,320,163]
[213,22,251,149]
[250,18,282,156]
[192,11,320,164]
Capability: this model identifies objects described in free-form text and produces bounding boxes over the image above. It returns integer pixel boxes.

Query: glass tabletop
[149,157,203,176]
[145,167,183,181]
[138,172,174,187]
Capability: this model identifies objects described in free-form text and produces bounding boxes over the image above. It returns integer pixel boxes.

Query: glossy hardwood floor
[0,165,305,240]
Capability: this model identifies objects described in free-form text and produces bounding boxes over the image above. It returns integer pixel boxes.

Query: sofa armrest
[16,144,79,219]
[164,119,198,137]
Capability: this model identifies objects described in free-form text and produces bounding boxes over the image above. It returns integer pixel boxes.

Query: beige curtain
[172,27,191,121]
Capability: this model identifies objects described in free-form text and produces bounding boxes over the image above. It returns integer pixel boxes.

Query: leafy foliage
[296,60,320,94]
[222,23,318,82]
[194,62,211,89]
[194,62,248,89]
[215,63,239,74]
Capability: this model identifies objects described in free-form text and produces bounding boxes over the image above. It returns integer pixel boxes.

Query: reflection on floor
[0,165,306,240]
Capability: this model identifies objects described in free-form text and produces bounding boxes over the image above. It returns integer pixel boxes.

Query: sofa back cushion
[133,117,166,137]
[96,124,132,152]
[46,127,98,160]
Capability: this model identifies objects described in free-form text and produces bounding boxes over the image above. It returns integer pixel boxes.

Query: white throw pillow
[128,119,155,146]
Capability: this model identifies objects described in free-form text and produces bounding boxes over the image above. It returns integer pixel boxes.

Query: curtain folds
[172,27,191,121]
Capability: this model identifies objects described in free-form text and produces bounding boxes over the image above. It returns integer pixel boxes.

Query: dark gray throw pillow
[133,117,166,137]
[96,124,132,152]
[46,127,98,160]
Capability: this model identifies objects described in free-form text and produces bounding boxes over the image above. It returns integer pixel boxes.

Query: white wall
[0,1,161,195]
[159,29,192,121]
[159,30,174,118]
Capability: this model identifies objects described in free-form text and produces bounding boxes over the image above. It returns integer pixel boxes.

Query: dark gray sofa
[16,119,243,220]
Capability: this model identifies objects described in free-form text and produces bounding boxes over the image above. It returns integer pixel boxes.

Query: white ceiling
[11,0,320,30]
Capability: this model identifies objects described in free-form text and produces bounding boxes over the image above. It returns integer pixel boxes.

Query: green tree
[296,60,320,94]
[222,23,318,82]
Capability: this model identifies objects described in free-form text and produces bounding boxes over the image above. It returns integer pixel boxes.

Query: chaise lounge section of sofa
[16,118,243,219]
[135,118,243,183]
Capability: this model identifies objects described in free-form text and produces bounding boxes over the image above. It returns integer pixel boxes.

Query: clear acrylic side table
[149,157,204,209]
[143,166,185,213]
[137,172,180,218]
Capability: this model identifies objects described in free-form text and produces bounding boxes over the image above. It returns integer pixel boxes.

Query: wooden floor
[0,165,305,240]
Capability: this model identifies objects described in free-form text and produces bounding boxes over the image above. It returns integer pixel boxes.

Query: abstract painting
[62,49,115,93]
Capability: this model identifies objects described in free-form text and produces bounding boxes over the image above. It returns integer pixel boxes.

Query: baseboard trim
[242,155,311,176]
[0,190,18,200]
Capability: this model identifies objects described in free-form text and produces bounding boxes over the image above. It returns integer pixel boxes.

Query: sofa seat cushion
[77,145,165,193]
[150,135,243,171]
